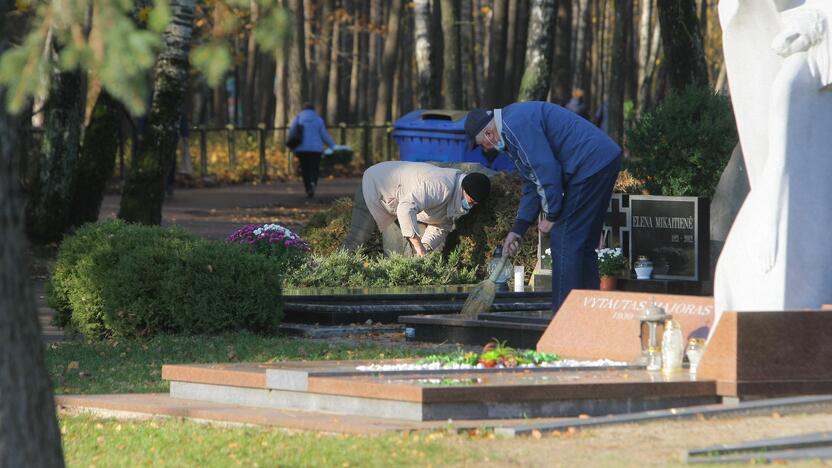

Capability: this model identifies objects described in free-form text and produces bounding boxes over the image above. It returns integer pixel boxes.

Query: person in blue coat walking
[288,103,336,198]
[465,102,622,311]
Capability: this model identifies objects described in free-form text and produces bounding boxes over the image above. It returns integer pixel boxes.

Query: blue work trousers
[551,157,621,312]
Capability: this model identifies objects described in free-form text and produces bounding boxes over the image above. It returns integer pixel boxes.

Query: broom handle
[487,255,509,282]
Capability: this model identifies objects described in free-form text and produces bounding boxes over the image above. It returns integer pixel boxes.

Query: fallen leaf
[531,429,543,439]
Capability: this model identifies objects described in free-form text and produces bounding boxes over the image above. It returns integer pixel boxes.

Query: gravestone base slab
[399,313,549,348]
[698,310,832,398]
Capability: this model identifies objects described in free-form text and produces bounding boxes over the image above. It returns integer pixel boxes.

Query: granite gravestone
[629,195,709,280]
[537,290,714,361]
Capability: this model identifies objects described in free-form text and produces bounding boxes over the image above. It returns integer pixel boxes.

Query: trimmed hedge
[48,220,284,340]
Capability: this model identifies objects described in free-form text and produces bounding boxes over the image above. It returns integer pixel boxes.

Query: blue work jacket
[289,109,336,153]
[500,101,621,235]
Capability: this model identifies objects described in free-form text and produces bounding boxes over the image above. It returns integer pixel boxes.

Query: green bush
[625,86,737,196]
[301,172,539,281]
[48,220,284,340]
[286,248,477,288]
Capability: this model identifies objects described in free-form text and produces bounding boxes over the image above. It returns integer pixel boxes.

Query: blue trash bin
[392,109,514,171]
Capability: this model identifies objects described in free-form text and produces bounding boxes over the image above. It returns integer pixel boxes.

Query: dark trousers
[551,157,621,312]
[295,152,321,193]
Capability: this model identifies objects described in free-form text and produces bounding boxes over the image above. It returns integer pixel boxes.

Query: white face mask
[486,132,506,152]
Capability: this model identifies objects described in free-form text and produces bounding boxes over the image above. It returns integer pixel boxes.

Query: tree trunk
[274,47,288,127]
[287,0,308,119]
[474,0,488,103]
[243,0,260,127]
[440,0,462,108]
[25,63,84,243]
[348,5,362,120]
[413,0,436,109]
[485,0,507,107]
[656,0,708,92]
[571,0,591,95]
[366,0,381,120]
[373,0,403,124]
[326,3,341,123]
[399,5,414,114]
[0,0,65,463]
[518,0,555,101]
[70,90,121,227]
[608,0,631,144]
[511,0,530,98]
[303,0,316,95]
[636,0,653,114]
[119,0,195,225]
[504,0,519,103]
[460,0,478,108]
[550,0,572,104]
[316,0,334,117]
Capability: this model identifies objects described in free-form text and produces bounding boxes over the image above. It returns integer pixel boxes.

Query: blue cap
[464,109,494,150]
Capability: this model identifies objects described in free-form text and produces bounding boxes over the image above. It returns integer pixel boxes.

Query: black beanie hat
[461,172,491,203]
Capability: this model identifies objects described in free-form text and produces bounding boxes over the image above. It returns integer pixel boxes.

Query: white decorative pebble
[354,358,628,372]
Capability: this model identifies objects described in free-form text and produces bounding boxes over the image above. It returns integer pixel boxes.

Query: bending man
[465,102,621,310]
[343,161,491,256]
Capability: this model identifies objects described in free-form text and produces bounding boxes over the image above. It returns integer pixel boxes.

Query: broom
[460,254,509,318]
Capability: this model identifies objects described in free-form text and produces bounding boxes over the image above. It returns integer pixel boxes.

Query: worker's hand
[502,232,523,257]
[538,219,554,234]
[410,235,427,257]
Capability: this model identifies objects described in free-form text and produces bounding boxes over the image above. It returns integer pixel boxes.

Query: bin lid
[393,109,469,132]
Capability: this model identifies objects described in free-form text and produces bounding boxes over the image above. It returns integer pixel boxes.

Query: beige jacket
[362,161,468,250]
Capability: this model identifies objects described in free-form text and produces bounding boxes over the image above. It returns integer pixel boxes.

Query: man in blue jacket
[465,102,622,311]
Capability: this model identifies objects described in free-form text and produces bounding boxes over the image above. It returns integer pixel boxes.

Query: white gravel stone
[354,358,628,372]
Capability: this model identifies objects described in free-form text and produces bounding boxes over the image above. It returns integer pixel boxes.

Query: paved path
[38,178,361,342]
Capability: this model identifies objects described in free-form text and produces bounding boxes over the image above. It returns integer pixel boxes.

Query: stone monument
[714,0,832,332]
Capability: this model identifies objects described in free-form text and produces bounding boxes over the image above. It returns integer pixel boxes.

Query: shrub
[301,172,539,281]
[48,220,284,340]
[286,248,477,288]
[625,85,737,196]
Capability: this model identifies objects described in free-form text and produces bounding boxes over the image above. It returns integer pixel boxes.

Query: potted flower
[227,223,311,273]
[596,247,628,291]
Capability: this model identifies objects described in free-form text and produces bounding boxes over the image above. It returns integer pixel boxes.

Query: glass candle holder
[686,338,705,374]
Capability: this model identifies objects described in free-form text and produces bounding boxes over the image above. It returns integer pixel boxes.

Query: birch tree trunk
[608,0,631,144]
[485,0,508,107]
[373,0,402,124]
[0,0,66,462]
[287,0,308,119]
[440,0,462,108]
[550,0,572,104]
[413,0,436,109]
[119,0,195,224]
[518,0,555,101]
[656,0,708,92]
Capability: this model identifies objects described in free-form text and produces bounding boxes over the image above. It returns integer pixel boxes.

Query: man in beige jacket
[343,161,491,256]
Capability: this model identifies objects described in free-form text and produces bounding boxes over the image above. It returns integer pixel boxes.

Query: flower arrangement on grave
[417,340,560,369]
[227,223,311,271]
[596,247,628,277]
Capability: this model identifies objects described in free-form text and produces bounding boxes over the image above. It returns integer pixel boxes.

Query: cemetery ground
[39,179,832,466]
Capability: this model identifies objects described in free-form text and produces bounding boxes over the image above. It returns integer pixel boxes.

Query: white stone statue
[714,0,832,332]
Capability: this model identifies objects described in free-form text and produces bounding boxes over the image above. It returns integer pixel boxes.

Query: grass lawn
[47,333,435,395]
[60,413,490,467]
